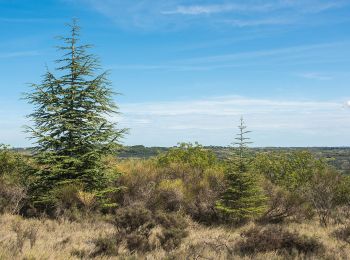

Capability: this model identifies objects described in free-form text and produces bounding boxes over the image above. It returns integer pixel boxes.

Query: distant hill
[13,146,350,174]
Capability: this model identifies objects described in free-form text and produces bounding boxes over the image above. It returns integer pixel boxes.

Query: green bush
[252,151,326,191]
[259,181,312,223]
[157,142,217,172]
[0,145,31,214]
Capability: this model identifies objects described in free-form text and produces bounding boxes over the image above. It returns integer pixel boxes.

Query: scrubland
[2,144,350,259]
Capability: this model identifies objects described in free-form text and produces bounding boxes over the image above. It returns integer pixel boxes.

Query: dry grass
[0,214,350,259]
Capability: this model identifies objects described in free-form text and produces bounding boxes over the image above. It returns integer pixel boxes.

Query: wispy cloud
[0,17,62,23]
[225,17,293,27]
[298,72,333,80]
[161,4,237,15]
[109,41,350,72]
[0,50,40,58]
[71,0,348,30]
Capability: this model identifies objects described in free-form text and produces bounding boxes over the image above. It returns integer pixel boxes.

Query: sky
[0,0,350,147]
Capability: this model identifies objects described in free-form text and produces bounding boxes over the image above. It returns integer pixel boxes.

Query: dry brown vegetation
[1,214,350,259]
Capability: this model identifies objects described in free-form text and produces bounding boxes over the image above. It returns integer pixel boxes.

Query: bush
[91,236,119,257]
[148,179,185,212]
[93,206,188,256]
[0,145,31,214]
[157,142,217,172]
[333,225,350,244]
[236,225,324,256]
[305,168,344,226]
[114,205,153,232]
[154,211,188,250]
[259,181,312,223]
[252,151,326,191]
[0,181,26,214]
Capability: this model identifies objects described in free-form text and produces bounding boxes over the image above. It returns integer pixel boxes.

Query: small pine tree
[216,170,266,222]
[25,20,125,204]
[232,117,252,172]
[216,117,266,223]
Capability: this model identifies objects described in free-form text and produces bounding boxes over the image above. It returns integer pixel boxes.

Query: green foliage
[216,170,266,223]
[158,142,217,170]
[0,145,32,214]
[253,151,326,191]
[305,168,345,226]
[259,180,312,223]
[25,20,125,206]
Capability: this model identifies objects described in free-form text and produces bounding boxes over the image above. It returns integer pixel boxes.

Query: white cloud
[116,96,350,146]
[3,95,350,147]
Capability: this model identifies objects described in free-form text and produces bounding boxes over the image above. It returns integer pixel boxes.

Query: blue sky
[0,0,350,147]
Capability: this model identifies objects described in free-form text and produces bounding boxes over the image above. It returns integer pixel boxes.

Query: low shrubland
[1,143,350,259]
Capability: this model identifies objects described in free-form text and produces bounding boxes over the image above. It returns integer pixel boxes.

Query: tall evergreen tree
[216,117,266,223]
[25,20,125,201]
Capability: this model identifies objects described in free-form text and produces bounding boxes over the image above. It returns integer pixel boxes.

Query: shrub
[114,206,153,232]
[91,236,119,257]
[252,151,326,191]
[333,225,350,244]
[259,181,312,223]
[0,181,26,214]
[305,168,343,226]
[236,225,324,256]
[116,159,159,206]
[0,145,30,214]
[157,142,217,172]
[148,179,185,212]
[154,211,188,250]
[93,206,188,256]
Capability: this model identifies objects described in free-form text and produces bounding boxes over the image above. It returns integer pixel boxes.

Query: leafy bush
[236,225,324,256]
[253,151,326,191]
[259,181,312,223]
[0,145,30,214]
[158,142,217,172]
[305,168,344,226]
